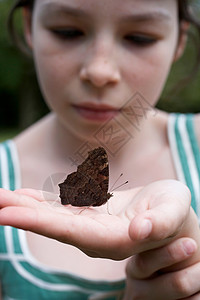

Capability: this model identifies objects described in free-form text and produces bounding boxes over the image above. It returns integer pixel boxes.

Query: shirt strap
[0,140,21,190]
[168,113,200,218]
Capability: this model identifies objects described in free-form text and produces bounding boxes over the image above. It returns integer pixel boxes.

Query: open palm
[0,180,191,260]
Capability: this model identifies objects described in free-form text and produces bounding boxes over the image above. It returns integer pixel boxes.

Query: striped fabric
[0,140,21,191]
[0,140,125,300]
[168,113,200,219]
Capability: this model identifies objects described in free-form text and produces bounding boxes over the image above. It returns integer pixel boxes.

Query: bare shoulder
[13,114,52,151]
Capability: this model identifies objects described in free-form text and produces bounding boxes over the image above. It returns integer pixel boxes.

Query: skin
[28,0,180,141]
[0,0,200,298]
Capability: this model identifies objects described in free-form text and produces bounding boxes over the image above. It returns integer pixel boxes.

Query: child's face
[26,0,181,138]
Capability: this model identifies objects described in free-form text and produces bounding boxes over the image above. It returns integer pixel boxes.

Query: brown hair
[7,0,200,70]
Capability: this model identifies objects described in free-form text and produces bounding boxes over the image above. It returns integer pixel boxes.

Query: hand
[0,180,195,260]
[123,182,200,300]
[123,238,200,299]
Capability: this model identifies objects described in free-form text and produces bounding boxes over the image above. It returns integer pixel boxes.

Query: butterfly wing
[59,147,112,207]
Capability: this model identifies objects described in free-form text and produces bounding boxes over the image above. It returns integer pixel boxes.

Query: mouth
[72,103,120,122]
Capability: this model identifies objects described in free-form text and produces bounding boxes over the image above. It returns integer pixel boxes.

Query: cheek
[124,44,175,104]
[33,49,76,108]
[31,26,82,107]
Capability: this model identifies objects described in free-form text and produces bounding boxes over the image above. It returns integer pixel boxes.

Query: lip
[72,103,120,122]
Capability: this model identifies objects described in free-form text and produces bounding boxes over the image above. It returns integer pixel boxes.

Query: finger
[126,238,197,279]
[128,180,191,241]
[0,188,40,208]
[0,188,60,210]
[14,188,59,203]
[0,203,133,259]
[125,262,200,299]
[0,205,73,233]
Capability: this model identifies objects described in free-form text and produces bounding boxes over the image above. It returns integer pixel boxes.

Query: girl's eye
[124,34,157,46]
[51,28,84,39]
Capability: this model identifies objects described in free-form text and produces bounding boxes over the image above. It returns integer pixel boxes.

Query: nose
[79,43,121,87]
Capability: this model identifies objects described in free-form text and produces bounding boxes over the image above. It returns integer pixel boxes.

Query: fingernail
[183,240,197,256]
[139,219,152,239]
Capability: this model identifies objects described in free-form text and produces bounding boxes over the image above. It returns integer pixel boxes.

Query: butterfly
[59,147,113,207]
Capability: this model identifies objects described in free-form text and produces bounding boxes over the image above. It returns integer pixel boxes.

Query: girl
[0,0,200,299]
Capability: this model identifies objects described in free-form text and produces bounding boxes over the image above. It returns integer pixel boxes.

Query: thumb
[129,180,191,242]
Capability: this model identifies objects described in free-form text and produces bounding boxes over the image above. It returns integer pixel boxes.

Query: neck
[48,109,163,164]
[14,110,168,191]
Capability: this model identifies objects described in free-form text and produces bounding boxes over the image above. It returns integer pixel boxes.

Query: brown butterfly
[59,147,113,207]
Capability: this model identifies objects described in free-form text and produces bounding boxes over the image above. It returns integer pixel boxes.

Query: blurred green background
[0,0,200,142]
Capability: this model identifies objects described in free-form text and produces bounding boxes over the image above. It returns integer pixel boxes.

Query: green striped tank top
[0,113,199,299]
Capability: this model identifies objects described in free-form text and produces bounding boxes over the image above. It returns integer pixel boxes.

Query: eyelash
[125,34,157,46]
[52,29,157,46]
[52,29,84,39]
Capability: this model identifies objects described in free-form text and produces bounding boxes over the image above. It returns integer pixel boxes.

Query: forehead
[34,0,178,20]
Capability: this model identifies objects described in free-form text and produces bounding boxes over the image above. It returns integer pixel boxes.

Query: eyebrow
[39,2,172,23]
[122,11,172,23]
[39,3,89,18]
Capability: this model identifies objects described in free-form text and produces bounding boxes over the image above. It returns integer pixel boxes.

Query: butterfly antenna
[110,173,123,191]
[112,181,128,191]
